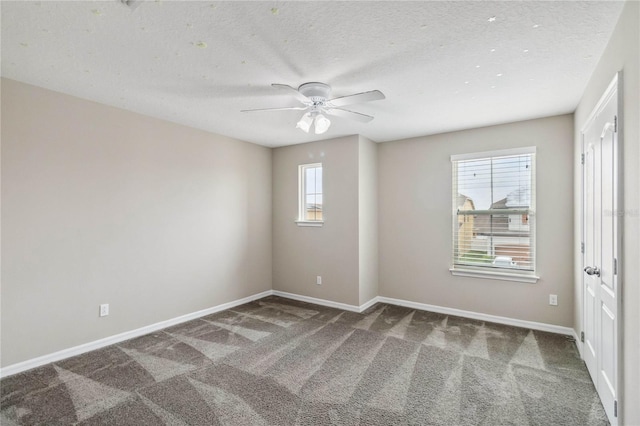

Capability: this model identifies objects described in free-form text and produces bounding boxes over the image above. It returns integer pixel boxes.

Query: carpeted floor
[1,296,608,425]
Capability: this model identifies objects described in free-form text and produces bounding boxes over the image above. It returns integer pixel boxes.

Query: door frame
[580,71,624,424]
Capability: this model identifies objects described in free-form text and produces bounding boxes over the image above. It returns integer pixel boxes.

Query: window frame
[450,147,539,283]
[296,162,324,227]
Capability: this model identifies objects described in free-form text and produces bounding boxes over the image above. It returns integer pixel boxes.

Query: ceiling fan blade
[325,107,374,123]
[271,84,312,104]
[327,90,385,107]
[241,106,308,113]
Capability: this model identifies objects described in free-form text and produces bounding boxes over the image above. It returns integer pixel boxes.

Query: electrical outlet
[99,303,109,317]
[316,276,322,285]
[549,294,558,306]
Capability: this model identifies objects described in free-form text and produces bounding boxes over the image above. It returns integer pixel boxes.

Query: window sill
[295,220,324,227]
[449,267,539,283]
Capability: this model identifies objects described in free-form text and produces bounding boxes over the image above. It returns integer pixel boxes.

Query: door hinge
[581,153,585,165]
[580,331,585,342]
[614,116,618,133]
[614,400,618,417]
[581,242,585,254]
[614,258,617,275]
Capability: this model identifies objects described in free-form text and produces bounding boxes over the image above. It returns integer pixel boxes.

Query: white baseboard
[359,296,381,312]
[271,290,370,313]
[0,290,273,378]
[1,289,577,378]
[269,292,573,337]
[573,329,583,357]
[376,296,575,336]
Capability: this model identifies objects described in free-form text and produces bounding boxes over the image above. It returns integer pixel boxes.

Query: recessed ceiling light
[491,85,496,89]
[532,24,540,28]
[488,16,496,22]
[523,49,529,53]
[464,81,470,84]
[475,65,481,68]
[490,48,496,52]
[496,73,503,77]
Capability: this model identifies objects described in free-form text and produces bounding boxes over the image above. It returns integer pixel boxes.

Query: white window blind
[451,147,536,279]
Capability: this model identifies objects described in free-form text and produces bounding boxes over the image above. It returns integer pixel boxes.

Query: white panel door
[582,75,620,425]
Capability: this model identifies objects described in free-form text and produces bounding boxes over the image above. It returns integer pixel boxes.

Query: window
[297,163,323,226]
[450,147,537,282]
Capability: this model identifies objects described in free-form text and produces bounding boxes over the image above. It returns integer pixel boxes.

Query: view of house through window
[299,163,323,222]
[451,148,536,276]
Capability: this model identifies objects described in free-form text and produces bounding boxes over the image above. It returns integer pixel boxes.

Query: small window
[450,147,538,282]
[297,163,323,226]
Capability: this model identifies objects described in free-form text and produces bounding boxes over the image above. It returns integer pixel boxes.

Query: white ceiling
[1,1,625,147]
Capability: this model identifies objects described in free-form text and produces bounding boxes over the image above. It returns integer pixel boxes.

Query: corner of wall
[358,136,379,305]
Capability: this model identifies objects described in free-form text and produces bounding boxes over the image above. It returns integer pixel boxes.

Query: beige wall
[358,136,378,305]
[271,135,379,307]
[272,136,360,306]
[378,114,575,326]
[1,79,272,367]
[573,1,640,424]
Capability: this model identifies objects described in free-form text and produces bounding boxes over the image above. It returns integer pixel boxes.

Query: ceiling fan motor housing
[298,82,331,105]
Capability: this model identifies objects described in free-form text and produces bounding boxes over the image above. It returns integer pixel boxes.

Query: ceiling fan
[241,82,385,134]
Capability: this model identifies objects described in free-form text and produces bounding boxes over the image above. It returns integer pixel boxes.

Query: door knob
[584,266,601,277]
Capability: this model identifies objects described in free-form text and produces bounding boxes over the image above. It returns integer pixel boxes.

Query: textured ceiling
[1,1,625,147]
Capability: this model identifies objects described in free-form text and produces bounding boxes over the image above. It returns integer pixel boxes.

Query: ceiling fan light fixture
[314,114,331,134]
[242,82,383,134]
[296,113,313,133]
